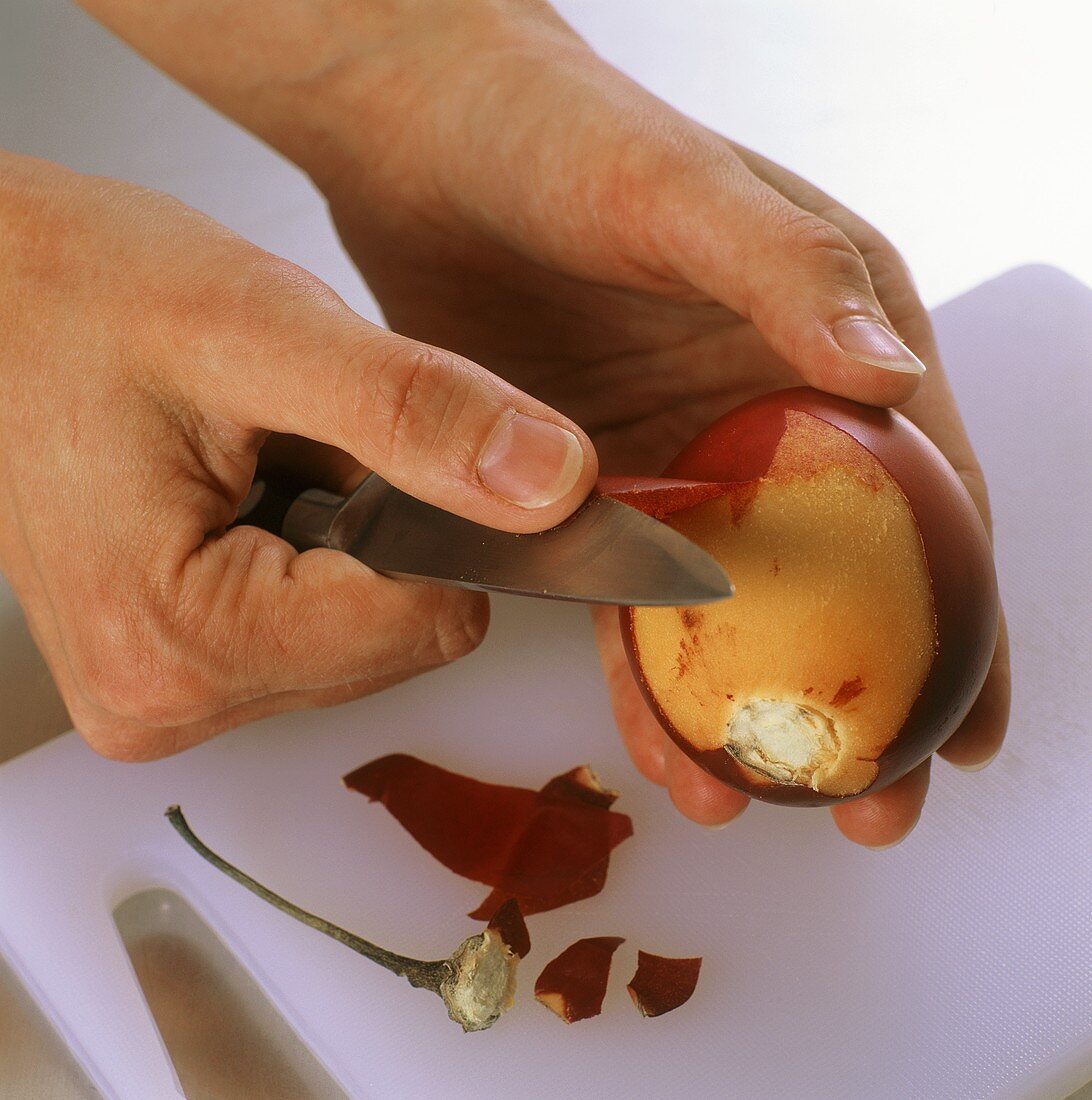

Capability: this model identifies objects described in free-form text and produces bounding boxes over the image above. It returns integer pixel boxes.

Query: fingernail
[833,317,926,375]
[478,411,585,508]
[951,747,1001,772]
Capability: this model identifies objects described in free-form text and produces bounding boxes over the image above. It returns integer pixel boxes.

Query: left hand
[295,12,1008,848]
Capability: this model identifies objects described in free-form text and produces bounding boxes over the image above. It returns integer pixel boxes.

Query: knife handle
[231,474,347,551]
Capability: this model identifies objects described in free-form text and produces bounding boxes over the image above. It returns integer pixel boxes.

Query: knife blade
[235,472,732,607]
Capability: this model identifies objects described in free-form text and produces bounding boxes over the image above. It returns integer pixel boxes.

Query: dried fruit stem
[165,805,448,993]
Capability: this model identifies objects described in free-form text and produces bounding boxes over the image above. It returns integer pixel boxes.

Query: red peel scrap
[343,755,633,918]
[596,476,733,520]
[535,937,625,1023]
[486,898,530,959]
[627,951,703,1017]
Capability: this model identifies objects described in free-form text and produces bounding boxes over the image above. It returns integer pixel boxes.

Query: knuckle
[780,214,867,279]
[192,247,341,347]
[348,338,464,465]
[805,207,929,336]
[76,597,226,727]
[603,118,724,225]
[243,255,325,317]
[245,252,335,310]
[852,224,907,282]
[850,224,920,306]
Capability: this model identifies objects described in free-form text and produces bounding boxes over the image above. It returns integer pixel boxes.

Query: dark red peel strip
[469,765,629,918]
[596,476,734,519]
[626,951,702,1017]
[469,852,611,921]
[343,755,632,918]
[535,937,625,1023]
[538,764,619,809]
[486,898,530,959]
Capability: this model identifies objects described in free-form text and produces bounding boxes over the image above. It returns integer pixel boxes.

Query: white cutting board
[0,266,1089,1100]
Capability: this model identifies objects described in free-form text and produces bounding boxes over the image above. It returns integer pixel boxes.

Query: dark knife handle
[230,474,347,551]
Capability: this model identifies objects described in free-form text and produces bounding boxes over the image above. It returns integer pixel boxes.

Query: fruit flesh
[629,411,937,798]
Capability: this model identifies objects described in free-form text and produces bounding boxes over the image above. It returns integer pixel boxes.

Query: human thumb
[644,149,926,406]
[184,264,599,534]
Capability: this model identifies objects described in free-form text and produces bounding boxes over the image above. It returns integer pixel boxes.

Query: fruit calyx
[725,698,840,790]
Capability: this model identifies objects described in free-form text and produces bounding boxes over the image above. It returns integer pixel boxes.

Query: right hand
[302,16,1009,848]
[0,153,596,760]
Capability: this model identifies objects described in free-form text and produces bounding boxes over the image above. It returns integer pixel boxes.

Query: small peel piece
[539,764,620,809]
[486,898,530,959]
[344,755,632,918]
[534,937,625,1024]
[597,476,734,519]
[469,765,627,919]
[626,951,702,1018]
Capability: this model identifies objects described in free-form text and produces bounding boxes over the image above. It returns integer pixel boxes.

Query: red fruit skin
[343,755,632,915]
[486,898,531,959]
[596,477,733,518]
[627,951,703,1018]
[622,387,999,806]
[534,936,625,1023]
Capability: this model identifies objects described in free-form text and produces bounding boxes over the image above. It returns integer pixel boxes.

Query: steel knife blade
[237,472,732,607]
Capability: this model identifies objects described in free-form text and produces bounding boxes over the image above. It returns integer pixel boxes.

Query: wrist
[79,0,584,191]
[268,2,590,191]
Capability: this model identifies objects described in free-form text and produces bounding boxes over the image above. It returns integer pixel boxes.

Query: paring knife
[233,473,732,607]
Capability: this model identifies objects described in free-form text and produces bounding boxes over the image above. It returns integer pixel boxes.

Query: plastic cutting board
[0,265,1089,1099]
